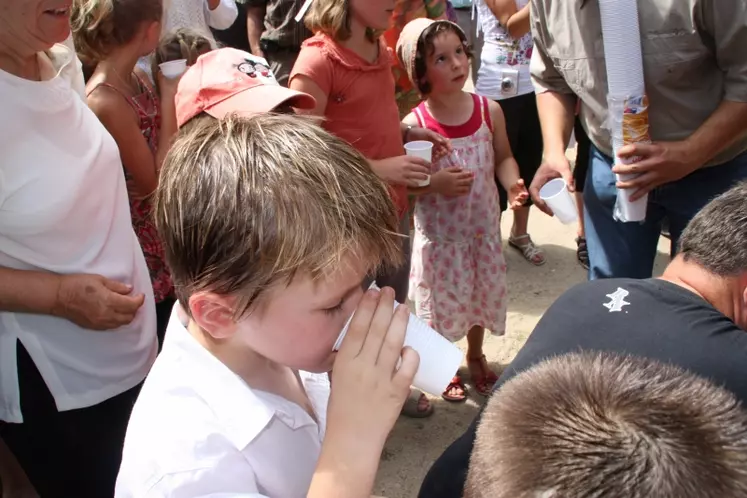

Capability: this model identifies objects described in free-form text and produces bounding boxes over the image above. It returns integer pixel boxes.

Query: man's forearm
[207,0,221,9]
[536,91,575,159]
[685,100,747,167]
[0,267,60,315]
[246,5,266,55]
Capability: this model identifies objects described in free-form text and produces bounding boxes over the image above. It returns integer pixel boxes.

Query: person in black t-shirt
[420,180,747,498]
[463,352,747,498]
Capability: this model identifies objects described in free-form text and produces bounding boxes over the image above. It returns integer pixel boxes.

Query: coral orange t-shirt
[290,34,408,217]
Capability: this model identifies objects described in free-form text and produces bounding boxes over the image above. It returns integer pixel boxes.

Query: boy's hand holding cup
[316,288,417,496]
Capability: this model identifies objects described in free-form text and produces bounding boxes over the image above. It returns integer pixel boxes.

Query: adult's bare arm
[246,3,267,57]
[0,267,145,330]
[485,0,530,39]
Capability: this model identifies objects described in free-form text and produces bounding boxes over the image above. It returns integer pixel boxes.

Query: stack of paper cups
[599,0,649,222]
[333,294,464,396]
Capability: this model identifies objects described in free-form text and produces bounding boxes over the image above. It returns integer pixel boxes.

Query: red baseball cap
[175,48,316,128]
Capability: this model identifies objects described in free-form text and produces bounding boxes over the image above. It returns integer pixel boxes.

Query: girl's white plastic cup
[159,59,187,79]
[404,140,433,187]
[333,296,463,396]
[539,178,578,224]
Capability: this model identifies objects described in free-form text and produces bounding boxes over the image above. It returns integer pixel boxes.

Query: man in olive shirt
[244,0,311,85]
[527,0,747,280]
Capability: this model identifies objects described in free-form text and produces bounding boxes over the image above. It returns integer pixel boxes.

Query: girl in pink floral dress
[397,18,527,401]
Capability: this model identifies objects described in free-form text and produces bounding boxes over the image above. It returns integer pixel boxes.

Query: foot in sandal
[467,354,500,396]
[508,232,546,266]
[400,388,434,418]
[441,374,467,402]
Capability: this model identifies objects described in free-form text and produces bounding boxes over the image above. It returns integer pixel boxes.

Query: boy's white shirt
[115,308,330,497]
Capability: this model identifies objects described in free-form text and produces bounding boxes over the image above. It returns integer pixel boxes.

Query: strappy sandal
[468,355,500,397]
[401,388,434,418]
[576,236,590,270]
[508,233,546,266]
[441,375,468,402]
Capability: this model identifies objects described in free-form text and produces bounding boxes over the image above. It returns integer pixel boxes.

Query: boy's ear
[188,292,237,340]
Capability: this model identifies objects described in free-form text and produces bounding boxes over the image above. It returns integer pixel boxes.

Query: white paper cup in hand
[159,59,187,79]
[333,300,463,396]
[540,178,578,224]
[404,140,433,187]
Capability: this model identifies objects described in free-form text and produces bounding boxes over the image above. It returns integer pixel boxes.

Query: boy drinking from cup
[115,114,419,497]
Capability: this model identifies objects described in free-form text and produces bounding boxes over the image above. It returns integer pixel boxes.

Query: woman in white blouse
[0,2,157,497]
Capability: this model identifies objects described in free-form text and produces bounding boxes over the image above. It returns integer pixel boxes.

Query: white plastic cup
[333,299,463,396]
[159,59,187,79]
[404,140,433,187]
[539,178,578,224]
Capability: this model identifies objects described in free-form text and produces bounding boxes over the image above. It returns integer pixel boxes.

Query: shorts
[496,92,543,211]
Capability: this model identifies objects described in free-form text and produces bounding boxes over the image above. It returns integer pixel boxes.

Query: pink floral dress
[409,93,507,342]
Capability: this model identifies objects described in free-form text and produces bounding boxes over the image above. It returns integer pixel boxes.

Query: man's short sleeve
[288,41,334,97]
[529,0,572,95]
[698,0,747,102]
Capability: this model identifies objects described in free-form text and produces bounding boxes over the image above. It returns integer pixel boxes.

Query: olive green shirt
[529,0,747,166]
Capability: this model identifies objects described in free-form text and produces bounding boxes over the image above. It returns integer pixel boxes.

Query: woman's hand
[406,127,452,161]
[52,274,145,330]
[430,167,474,197]
[370,156,431,187]
[310,288,418,497]
[508,178,529,209]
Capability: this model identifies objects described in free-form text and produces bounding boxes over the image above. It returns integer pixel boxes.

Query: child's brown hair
[155,113,403,318]
[465,352,747,498]
[414,22,472,95]
[151,28,212,93]
[71,0,163,66]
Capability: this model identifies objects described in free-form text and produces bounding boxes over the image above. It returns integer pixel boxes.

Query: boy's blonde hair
[154,114,402,318]
[71,0,162,66]
[151,28,212,93]
[465,352,747,498]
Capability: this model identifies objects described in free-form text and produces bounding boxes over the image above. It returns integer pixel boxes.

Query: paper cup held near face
[159,59,187,79]
[333,297,463,396]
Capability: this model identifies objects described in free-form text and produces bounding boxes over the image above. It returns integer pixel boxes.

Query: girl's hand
[313,288,418,496]
[407,127,452,161]
[430,167,474,197]
[157,71,182,97]
[370,156,430,187]
[508,178,529,209]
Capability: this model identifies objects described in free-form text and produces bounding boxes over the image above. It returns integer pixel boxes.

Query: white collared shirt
[116,309,330,497]
[0,42,157,423]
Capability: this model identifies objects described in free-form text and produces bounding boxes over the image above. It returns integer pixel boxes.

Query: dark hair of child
[414,22,473,96]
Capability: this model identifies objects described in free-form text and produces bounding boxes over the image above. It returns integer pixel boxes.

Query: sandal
[441,375,468,402]
[508,233,546,266]
[576,236,589,270]
[468,355,500,397]
[401,388,434,418]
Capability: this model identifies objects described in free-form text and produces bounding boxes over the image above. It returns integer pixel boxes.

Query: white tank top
[474,0,535,99]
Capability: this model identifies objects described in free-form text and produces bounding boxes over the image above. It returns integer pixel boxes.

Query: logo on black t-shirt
[604,287,630,312]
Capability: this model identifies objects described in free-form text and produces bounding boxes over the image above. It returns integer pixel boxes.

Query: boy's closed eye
[320,278,367,315]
